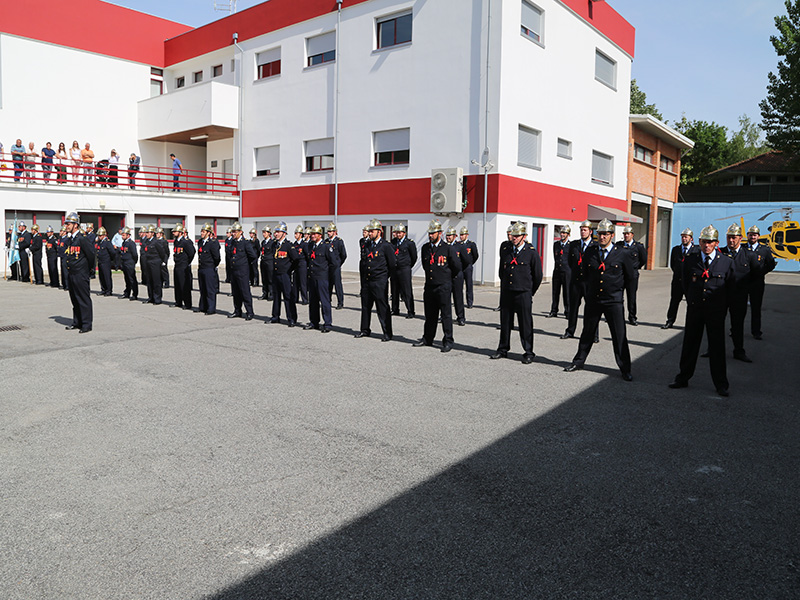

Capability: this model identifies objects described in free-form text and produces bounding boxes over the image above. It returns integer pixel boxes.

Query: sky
[107,0,788,137]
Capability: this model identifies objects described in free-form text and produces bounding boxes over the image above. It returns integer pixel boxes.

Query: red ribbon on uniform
[702,268,710,279]
[311,251,316,259]
[598,262,605,271]
[395,248,399,255]
[510,257,518,265]
[578,255,583,266]
[368,252,374,259]
[430,253,435,265]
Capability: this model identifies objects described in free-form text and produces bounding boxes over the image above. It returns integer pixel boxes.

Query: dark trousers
[451,272,465,320]
[140,260,148,285]
[121,262,138,298]
[391,267,415,315]
[360,278,392,337]
[18,255,30,282]
[260,260,273,299]
[32,251,44,284]
[624,270,640,321]
[666,276,683,323]
[10,262,18,280]
[749,279,765,336]
[565,280,585,336]
[161,263,170,287]
[308,277,332,327]
[272,272,297,323]
[573,301,631,375]
[498,290,534,356]
[464,265,475,307]
[423,285,454,346]
[329,267,344,307]
[174,265,193,308]
[249,258,259,287]
[67,267,92,329]
[198,267,217,314]
[293,263,308,304]
[47,255,60,287]
[60,258,69,290]
[230,268,253,316]
[145,259,163,303]
[98,261,112,293]
[550,269,570,315]
[728,291,748,354]
[676,307,729,391]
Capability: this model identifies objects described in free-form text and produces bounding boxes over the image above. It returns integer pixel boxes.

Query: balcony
[138,81,239,145]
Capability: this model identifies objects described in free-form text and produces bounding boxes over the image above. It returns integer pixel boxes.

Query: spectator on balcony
[41,142,56,184]
[55,142,69,184]
[25,141,39,183]
[11,139,25,182]
[128,153,140,189]
[170,153,182,192]
[70,140,82,185]
[108,149,120,188]
[81,142,95,186]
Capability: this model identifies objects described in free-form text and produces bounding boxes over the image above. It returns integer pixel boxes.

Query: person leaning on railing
[10,139,25,182]
[55,142,69,184]
[69,140,82,185]
[25,141,39,183]
[80,142,95,186]
[41,142,56,184]
[128,153,140,189]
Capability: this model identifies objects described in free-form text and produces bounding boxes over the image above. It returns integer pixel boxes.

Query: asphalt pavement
[1,268,798,599]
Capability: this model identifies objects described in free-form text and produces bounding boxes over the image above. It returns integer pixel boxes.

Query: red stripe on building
[165,0,633,67]
[242,174,627,220]
[2,0,190,66]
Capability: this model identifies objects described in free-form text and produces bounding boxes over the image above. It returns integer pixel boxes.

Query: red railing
[0,152,238,195]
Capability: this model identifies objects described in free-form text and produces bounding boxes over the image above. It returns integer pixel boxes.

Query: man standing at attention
[63,212,95,333]
[662,228,695,329]
[744,225,776,340]
[615,225,646,326]
[356,219,396,341]
[548,225,572,318]
[391,224,417,318]
[326,223,347,310]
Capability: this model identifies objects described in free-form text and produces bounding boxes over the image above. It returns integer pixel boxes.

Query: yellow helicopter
[755,208,800,262]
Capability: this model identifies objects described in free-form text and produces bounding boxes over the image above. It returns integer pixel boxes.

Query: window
[193,70,203,84]
[592,150,613,185]
[634,144,653,164]
[517,125,541,170]
[377,12,412,49]
[257,48,281,79]
[660,156,675,172]
[754,175,771,184]
[373,128,410,165]
[255,145,280,177]
[212,64,223,78]
[557,138,572,159]
[595,49,616,90]
[305,138,334,172]
[521,1,543,45]
[150,79,163,97]
[307,32,336,67]
[151,67,163,77]
[175,76,185,89]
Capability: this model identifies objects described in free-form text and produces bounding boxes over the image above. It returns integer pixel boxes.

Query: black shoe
[120,295,129,299]
[381,335,392,342]
[628,319,638,326]
[288,322,296,328]
[668,380,688,389]
[521,354,535,364]
[490,352,507,360]
[320,327,331,333]
[733,352,752,363]
[466,304,473,309]
[560,333,574,340]
[563,363,582,372]
[546,312,557,318]
[65,325,78,330]
[661,320,674,330]
[303,323,318,330]
[245,314,253,321]
[335,304,343,310]
[493,306,501,312]
[621,372,633,382]
[441,344,453,353]
[391,311,400,316]
[269,318,280,324]
[717,388,730,397]
[205,311,216,316]
[700,351,710,358]
[142,300,153,304]
[405,314,415,319]
[354,332,369,338]
[593,336,599,344]
[753,333,763,340]
[413,340,431,347]
[130,297,138,301]
[79,327,92,334]
[228,313,241,319]
[457,319,466,326]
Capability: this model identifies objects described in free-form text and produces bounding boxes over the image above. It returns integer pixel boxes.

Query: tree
[629,79,663,120]
[759,0,800,155]
[674,117,731,186]
[728,115,770,164]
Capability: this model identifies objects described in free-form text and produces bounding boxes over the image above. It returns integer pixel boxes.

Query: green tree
[629,79,663,120]
[674,117,731,186]
[759,0,800,155]
[728,114,770,164]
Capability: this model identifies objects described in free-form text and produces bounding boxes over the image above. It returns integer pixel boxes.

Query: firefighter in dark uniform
[172,223,195,309]
[63,212,94,333]
[721,223,760,363]
[224,227,233,284]
[138,227,149,287]
[228,222,256,320]
[304,227,312,244]
[248,228,260,287]
[356,218,396,341]
[358,225,369,298]
[85,223,97,280]
[303,224,334,332]
[459,226,479,309]
[94,227,117,296]
[16,221,32,282]
[413,220,462,352]
[745,225,776,340]
[562,220,598,343]
[662,227,696,329]
[446,226,470,326]
[58,227,69,290]
[669,225,735,397]
[259,226,274,301]
[495,226,514,312]
[391,223,417,318]
[491,221,543,364]
[142,224,168,304]
[292,225,309,305]
[548,225,572,318]
[45,226,60,288]
[196,223,221,315]
[119,227,138,300]
[155,227,170,288]
[564,219,634,381]
[30,224,45,284]
[615,225,646,325]
[268,222,300,326]
[326,222,347,309]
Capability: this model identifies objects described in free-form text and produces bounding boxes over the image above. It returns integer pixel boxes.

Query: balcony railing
[0,153,238,196]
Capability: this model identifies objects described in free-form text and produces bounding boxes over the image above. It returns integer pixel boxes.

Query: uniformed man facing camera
[615,225,646,325]
[745,225,776,340]
[63,212,95,333]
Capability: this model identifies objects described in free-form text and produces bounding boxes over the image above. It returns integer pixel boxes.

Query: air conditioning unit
[430,168,463,214]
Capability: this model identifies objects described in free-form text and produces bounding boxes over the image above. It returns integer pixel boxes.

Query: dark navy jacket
[360,238,396,282]
[581,244,634,305]
[421,241,461,289]
[499,242,543,294]
[197,237,221,269]
[682,250,735,311]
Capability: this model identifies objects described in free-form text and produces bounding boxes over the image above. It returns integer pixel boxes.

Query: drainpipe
[334,0,343,224]
[479,0,493,286]
[233,32,244,223]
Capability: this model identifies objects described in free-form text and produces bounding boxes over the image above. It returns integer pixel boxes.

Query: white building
[2,0,636,281]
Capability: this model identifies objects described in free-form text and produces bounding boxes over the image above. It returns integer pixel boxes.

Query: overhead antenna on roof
[214,0,238,14]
